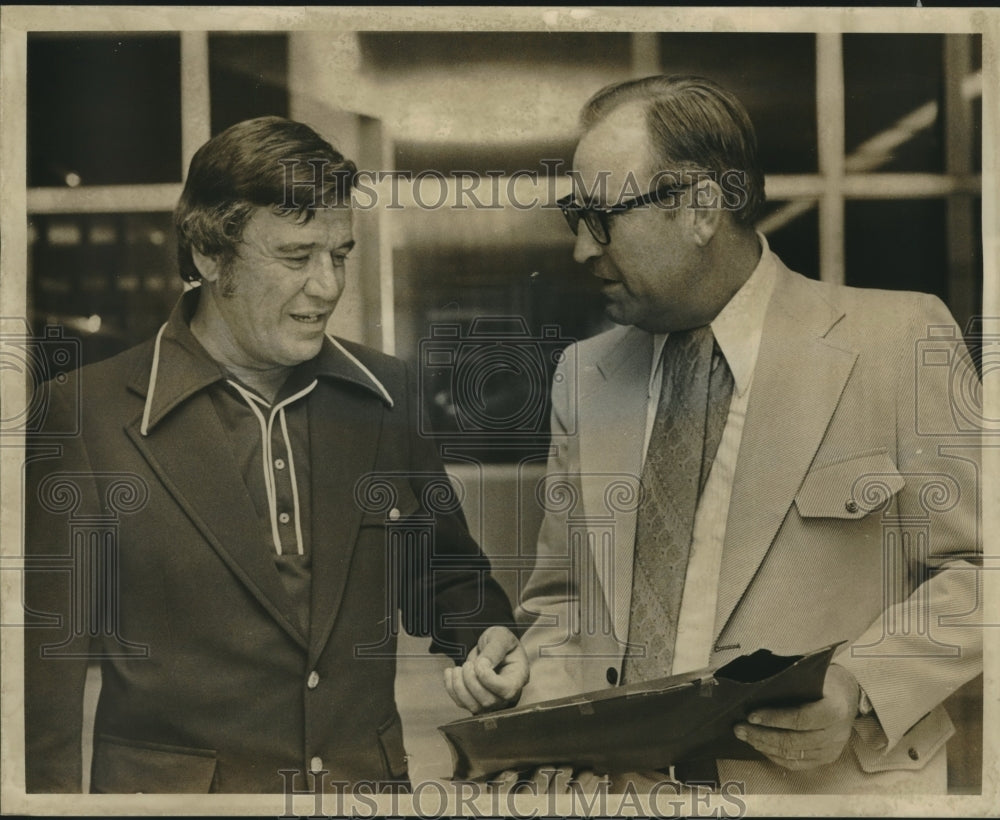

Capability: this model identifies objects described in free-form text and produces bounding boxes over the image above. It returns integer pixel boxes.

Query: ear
[688,177,724,247]
[191,247,222,283]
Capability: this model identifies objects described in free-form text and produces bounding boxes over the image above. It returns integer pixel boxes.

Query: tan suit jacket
[516,260,982,793]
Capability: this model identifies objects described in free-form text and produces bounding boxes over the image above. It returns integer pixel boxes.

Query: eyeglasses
[556,185,689,246]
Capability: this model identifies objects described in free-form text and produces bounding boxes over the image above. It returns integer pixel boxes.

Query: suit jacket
[24,307,514,793]
[516,259,982,793]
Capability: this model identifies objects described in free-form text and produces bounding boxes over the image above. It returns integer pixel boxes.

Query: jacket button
[307,671,320,689]
[388,507,401,521]
[310,755,324,773]
[908,747,919,761]
[845,500,859,514]
[606,667,618,685]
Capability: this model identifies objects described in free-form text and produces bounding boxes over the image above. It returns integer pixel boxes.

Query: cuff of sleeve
[853,712,889,752]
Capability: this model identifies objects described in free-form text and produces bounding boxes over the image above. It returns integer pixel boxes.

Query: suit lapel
[579,326,651,642]
[714,266,858,638]
[306,379,382,668]
[125,393,309,649]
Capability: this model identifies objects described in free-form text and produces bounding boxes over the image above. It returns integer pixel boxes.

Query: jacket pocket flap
[852,706,954,774]
[91,735,217,793]
[356,474,441,526]
[795,451,905,519]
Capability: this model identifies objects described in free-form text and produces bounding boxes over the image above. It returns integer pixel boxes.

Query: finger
[735,722,850,762]
[531,765,573,794]
[746,698,839,732]
[444,665,484,714]
[443,667,458,708]
[476,626,519,668]
[462,650,504,710]
[572,769,611,795]
[473,645,529,702]
[489,769,521,794]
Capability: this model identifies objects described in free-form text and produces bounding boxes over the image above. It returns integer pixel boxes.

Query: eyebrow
[274,239,356,254]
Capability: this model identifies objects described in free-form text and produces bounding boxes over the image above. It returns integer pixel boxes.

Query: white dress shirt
[641,233,778,674]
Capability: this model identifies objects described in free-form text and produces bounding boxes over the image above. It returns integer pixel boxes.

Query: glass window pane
[657,33,817,174]
[28,34,182,186]
[361,32,631,175]
[393,242,604,462]
[844,200,947,300]
[843,34,945,174]
[209,33,289,135]
[29,212,182,366]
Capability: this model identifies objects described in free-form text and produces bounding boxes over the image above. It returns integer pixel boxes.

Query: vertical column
[851,473,963,658]
[816,33,845,286]
[37,474,149,658]
[630,33,660,77]
[180,32,211,176]
[944,35,976,332]
[287,33,390,350]
[359,115,396,355]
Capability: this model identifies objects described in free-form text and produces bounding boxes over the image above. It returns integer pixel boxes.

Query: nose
[303,253,344,301]
[572,226,603,265]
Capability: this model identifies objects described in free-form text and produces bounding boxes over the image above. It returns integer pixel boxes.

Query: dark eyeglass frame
[556,184,690,246]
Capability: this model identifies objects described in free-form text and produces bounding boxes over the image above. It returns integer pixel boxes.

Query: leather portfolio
[439,642,843,780]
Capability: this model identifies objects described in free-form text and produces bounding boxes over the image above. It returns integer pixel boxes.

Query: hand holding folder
[439,642,844,781]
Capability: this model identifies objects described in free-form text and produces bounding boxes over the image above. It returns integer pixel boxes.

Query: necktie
[621,325,734,684]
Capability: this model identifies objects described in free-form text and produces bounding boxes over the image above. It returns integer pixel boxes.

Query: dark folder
[439,642,843,780]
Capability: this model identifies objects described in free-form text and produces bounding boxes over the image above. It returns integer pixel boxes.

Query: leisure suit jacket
[24,310,514,793]
[516,258,982,793]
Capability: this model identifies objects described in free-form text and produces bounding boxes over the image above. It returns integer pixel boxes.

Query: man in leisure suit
[23,116,527,793]
[514,76,982,794]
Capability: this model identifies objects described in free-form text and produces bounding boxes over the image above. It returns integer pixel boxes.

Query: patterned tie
[621,325,734,684]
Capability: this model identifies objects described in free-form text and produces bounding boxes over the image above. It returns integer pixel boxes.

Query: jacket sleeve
[514,343,586,702]
[394,359,516,663]
[835,293,983,752]
[23,374,97,792]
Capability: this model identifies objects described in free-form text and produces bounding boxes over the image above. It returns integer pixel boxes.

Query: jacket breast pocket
[794,450,905,520]
[91,734,217,793]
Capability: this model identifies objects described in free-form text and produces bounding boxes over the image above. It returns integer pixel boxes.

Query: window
[26,32,290,365]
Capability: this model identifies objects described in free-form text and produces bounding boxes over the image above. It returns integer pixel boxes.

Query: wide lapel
[578,326,651,642]
[125,392,309,649]
[714,265,858,638]
[306,377,382,669]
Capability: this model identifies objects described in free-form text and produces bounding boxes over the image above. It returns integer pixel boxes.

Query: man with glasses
[513,75,981,793]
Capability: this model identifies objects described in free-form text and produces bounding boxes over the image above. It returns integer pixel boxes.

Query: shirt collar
[138,288,394,435]
[649,232,778,399]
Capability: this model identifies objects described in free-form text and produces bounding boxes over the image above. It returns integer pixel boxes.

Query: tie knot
[671,324,713,347]
[664,324,718,371]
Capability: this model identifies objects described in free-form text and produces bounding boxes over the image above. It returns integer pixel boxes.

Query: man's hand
[444,626,529,714]
[733,663,861,770]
